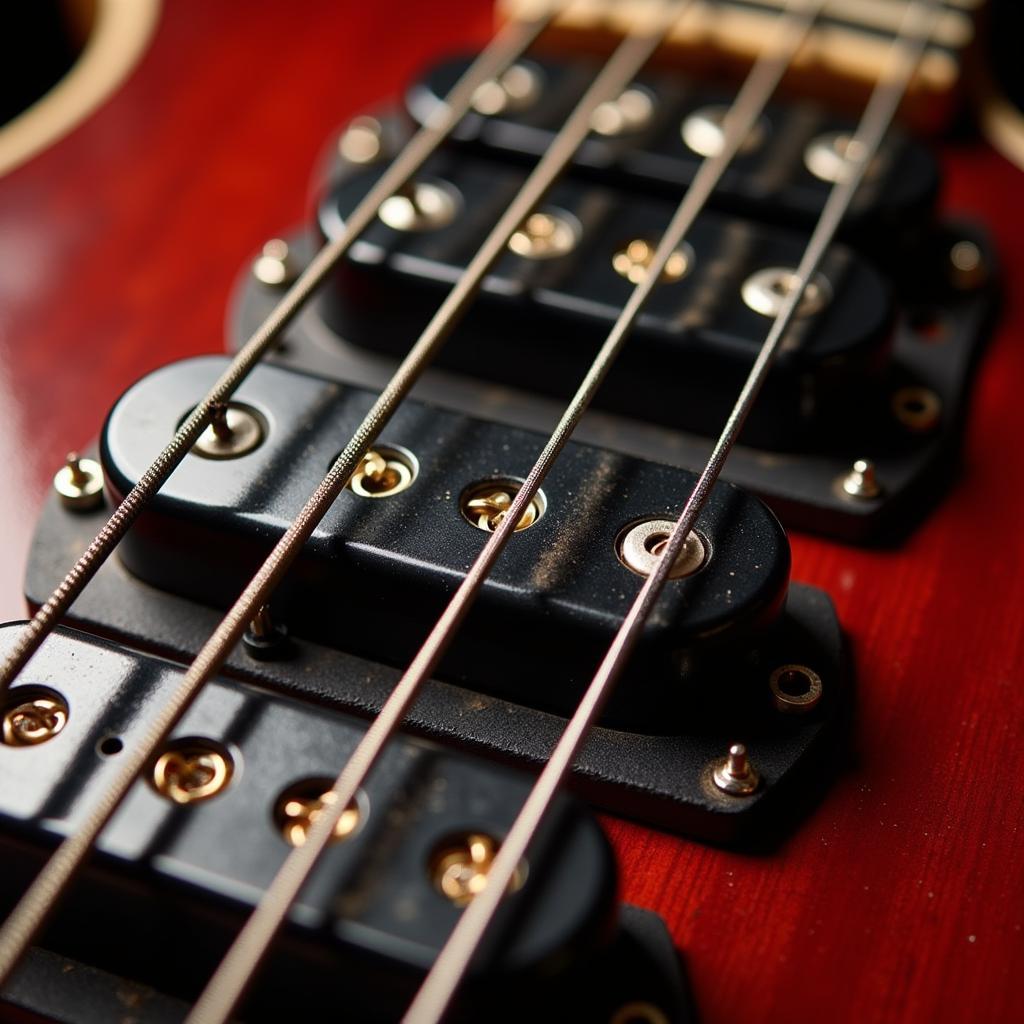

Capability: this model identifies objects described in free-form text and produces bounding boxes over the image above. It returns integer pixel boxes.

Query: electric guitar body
[0,2,1022,1022]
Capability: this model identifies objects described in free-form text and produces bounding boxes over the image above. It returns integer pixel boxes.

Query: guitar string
[0,0,692,987]
[180,2,828,1020]
[0,4,559,698]
[404,0,942,1020]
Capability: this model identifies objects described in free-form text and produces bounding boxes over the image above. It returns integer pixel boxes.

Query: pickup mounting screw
[471,62,541,116]
[348,445,417,498]
[274,778,361,848]
[804,130,880,184]
[252,238,298,287]
[429,832,524,907]
[460,479,544,533]
[612,238,693,285]
[508,210,578,260]
[151,739,233,804]
[2,689,68,746]
[711,743,760,797]
[838,459,882,500]
[53,452,104,511]
[191,402,264,460]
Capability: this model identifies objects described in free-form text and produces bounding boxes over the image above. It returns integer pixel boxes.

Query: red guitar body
[1,3,1021,1021]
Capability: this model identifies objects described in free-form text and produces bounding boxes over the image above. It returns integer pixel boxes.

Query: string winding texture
[405,1,942,1020]
[182,1,826,1019]
[0,8,555,701]
[0,7,558,984]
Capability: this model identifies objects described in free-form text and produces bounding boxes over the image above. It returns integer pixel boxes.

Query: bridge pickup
[0,628,693,1022]
[408,54,940,245]
[319,151,894,452]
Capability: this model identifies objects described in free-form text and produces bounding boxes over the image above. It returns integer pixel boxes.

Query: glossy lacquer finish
[0,2,1021,1022]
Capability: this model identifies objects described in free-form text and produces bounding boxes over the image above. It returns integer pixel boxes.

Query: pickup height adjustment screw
[252,238,298,287]
[2,690,68,746]
[151,739,233,804]
[191,402,264,460]
[839,459,882,500]
[461,479,544,533]
[53,452,104,511]
[592,86,654,136]
[243,605,292,661]
[711,743,760,797]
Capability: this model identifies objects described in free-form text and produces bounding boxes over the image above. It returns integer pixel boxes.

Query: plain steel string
[0,6,558,698]
[182,3,827,1021]
[405,1,941,1020]
[0,0,690,988]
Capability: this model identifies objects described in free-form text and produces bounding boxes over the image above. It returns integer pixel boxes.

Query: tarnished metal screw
[430,832,524,908]
[252,238,298,287]
[275,780,360,848]
[711,743,760,797]
[2,692,68,746]
[461,481,543,533]
[191,403,264,460]
[151,740,233,804]
[508,210,578,260]
[612,238,692,285]
[839,459,882,500]
[53,452,104,511]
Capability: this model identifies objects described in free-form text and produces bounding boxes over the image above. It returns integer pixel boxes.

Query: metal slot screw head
[190,402,264,460]
[1,688,68,747]
[892,385,942,433]
[948,239,986,290]
[508,210,578,260]
[347,445,417,498]
[610,1002,671,1024]
[711,743,760,797]
[616,519,707,580]
[592,86,655,136]
[804,131,881,184]
[742,267,832,319]
[612,238,693,285]
[274,778,361,848]
[252,238,298,287]
[53,452,104,511]
[471,62,541,116]
[460,479,545,533]
[838,459,882,501]
[682,103,767,158]
[769,664,823,714]
[429,832,525,908]
[150,739,233,804]
[339,115,384,164]
[378,180,458,232]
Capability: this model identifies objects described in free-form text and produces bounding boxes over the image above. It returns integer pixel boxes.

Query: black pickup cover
[0,628,694,1022]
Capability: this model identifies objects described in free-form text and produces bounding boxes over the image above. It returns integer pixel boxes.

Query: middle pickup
[318,152,892,452]
[102,357,798,733]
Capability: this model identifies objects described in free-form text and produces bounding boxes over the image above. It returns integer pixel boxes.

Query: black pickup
[0,628,693,1022]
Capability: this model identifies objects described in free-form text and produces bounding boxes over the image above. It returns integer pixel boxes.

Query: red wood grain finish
[1,3,1021,1022]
